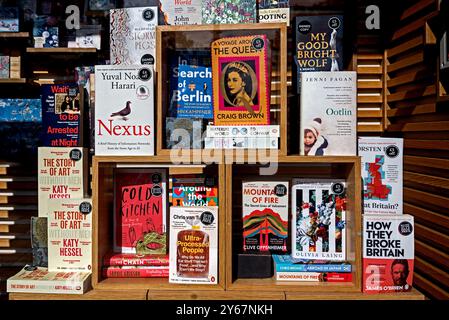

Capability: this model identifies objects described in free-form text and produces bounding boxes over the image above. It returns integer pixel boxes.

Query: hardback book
[242,181,288,252]
[291,179,346,261]
[74,25,101,50]
[102,265,169,278]
[31,216,48,267]
[159,0,202,25]
[0,7,19,32]
[33,15,58,48]
[113,168,167,254]
[202,0,256,24]
[94,65,155,155]
[47,199,93,272]
[166,117,203,149]
[275,271,352,282]
[211,35,270,126]
[359,137,403,215]
[37,147,88,217]
[169,206,218,284]
[7,265,91,294]
[0,55,10,78]
[110,6,157,65]
[204,137,278,149]
[171,175,218,207]
[258,0,290,26]
[363,214,414,294]
[300,71,357,156]
[103,253,169,266]
[206,125,280,138]
[41,83,84,148]
[272,254,352,273]
[294,15,344,93]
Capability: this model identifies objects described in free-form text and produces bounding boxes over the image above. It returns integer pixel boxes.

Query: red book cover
[275,271,352,282]
[103,253,169,267]
[113,168,167,254]
[102,266,169,278]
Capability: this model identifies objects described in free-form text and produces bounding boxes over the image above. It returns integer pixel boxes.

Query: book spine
[102,267,169,278]
[206,125,280,138]
[275,272,353,282]
[276,264,352,273]
[7,280,86,294]
[103,255,169,267]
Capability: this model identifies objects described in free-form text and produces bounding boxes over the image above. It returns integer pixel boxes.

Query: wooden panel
[416,240,449,270]
[26,48,97,53]
[357,95,383,103]
[387,36,424,58]
[9,290,148,300]
[357,123,383,132]
[414,273,449,300]
[0,32,29,38]
[357,66,382,74]
[414,223,449,251]
[404,155,449,170]
[387,104,436,117]
[357,109,382,118]
[404,203,449,231]
[404,171,449,191]
[387,85,435,102]
[286,289,424,300]
[392,12,438,41]
[387,66,432,88]
[405,139,449,150]
[357,80,382,89]
[404,187,448,210]
[147,291,285,300]
[387,53,424,73]
[415,257,449,289]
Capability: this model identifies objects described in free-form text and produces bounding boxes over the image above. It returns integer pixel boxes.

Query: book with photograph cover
[212,35,270,126]
[202,0,256,24]
[291,179,346,261]
[113,168,167,254]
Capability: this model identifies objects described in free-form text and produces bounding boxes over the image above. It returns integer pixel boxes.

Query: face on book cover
[391,260,409,286]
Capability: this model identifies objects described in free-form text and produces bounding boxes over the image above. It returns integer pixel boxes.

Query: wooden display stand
[156,23,288,156]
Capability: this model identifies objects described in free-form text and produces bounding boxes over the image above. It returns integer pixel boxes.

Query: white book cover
[359,137,403,214]
[242,181,289,252]
[206,125,280,138]
[38,147,87,217]
[169,206,218,284]
[110,6,157,65]
[47,199,92,272]
[300,71,357,156]
[95,65,155,155]
[7,265,91,295]
[291,179,346,261]
[160,0,202,25]
[204,137,278,149]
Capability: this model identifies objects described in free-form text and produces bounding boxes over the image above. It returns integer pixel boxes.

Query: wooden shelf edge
[0,78,26,84]
[0,32,29,38]
[26,47,97,53]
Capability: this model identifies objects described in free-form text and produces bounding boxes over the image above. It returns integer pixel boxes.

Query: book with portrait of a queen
[211,35,270,126]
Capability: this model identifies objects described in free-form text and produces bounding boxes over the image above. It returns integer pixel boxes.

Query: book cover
[103,253,169,266]
[291,179,346,261]
[204,136,278,149]
[272,254,352,272]
[75,25,101,50]
[169,206,218,284]
[110,6,157,65]
[363,214,414,294]
[102,265,169,277]
[33,20,58,48]
[166,117,203,149]
[275,271,352,282]
[0,55,10,78]
[0,7,19,32]
[7,265,91,294]
[359,137,403,215]
[31,216,48,267]
[89,0,116,11]
[202,0,256,24]
[206,124,280,138]
[242,181,288,252]
[113,168,167,254]
[94,65,155,155]
[171,176,218,207]
[47,199,92,272]
[41,83,83,148]
[38,147,87,217]
[159,0,202,25]
[258,0,289,26]
[300,71,357,156]
[294,15,344,93]
[0,99,41,122]
[212,35,270,126]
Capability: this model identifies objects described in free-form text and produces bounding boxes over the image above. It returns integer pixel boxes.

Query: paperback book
[272,254,352,273]
[47,199,92,272]
[258,0,289,26]
[363,214,414,294]
[202,0,256,24]
[206,125,280,138]
[275,271,352,282]
[291,179,346,261]
[94,65,155,155]
[204,137,278,149]
[113,168,167,254]
[159,0,202,25]
[31,216,48,267]
[169,206,218,284]
[103,253,169,266]
[242,181,288,252]
[0,7,19,32]
[74,25,101,49]
[211,35,270,126]
[32,15,58,48]
[300,71,357,156]
[0,55,9,78]
[103,265,169,277]
[171,175,218,207]
[359,137,403,215]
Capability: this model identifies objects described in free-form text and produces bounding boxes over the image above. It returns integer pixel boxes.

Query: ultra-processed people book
[95,65,155,155]
[159,0,202,25]
[363,214,414,294]
[242,181,288,252]
[211,35,270,126]
[359,137,403,215]
[294,15,344,93]
[291,179,346,261]
[300,71,357,156]
[47,199,92,272]
[110,6,157,65]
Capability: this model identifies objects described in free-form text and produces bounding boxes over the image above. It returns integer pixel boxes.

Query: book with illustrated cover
[204,136,278,149]
[103,253,169,266]
[300,71,357,156]
[363,214,414,294]
[202,0,256,24]
[291,179,346,261]
[102,265,169,277]
[94,65,155,155]
[159,0,202,25]
[32,15,58,48]
[272,254,352,273]
[74,25,101,49]
[206,125,280,138]
[166,117,203,149]
[47,199,92,272]
[110,6,157,65]
[31,217,48,267]
[0,99,41,122]
[258,0,289,26]
[0,7,19,32]
[212,35,270,126]
[169,206,218,284]
[0,55,9,78]
[242,181,288,252]
[38,147,87,217]
[113,168,167,254]
[275,271,352,282]
[41,84,83,148]
[359,137,403,215]
[171,175,218,207]
[294,15,344,93]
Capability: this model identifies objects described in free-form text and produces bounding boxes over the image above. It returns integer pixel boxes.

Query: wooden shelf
[26,48,97,53]
[0,78,26,84]
[9,289,148,300]
[0,32,29,38]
